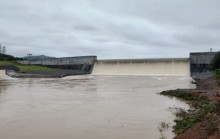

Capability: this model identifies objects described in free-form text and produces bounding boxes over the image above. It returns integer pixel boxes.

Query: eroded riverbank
[0,76,195,139]
[161,76,220,139]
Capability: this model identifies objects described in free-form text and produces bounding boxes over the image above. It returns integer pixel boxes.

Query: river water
[0,76,195,139]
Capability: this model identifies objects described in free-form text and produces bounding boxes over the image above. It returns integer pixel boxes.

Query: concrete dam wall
[15,52,216,78]
[92,58,190,76]
[18,56,97,75]
[190,52,217,80]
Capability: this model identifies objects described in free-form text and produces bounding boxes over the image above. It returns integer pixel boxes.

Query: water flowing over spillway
[0,70,5,76]
[92,58,190,76]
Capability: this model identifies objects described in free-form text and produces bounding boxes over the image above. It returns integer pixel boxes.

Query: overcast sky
[0,0,220,59]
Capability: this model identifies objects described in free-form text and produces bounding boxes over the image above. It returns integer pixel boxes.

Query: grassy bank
[215,69,220,88]
[0,60,57,72]
[215,69,220,76]
[160,90,217,135]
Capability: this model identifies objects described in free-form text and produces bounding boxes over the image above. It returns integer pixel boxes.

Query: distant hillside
[22,55,55,60]
[0,53,20,60]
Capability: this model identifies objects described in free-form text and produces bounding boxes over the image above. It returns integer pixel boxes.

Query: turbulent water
[0,75,195,139]
[92,59,190,76]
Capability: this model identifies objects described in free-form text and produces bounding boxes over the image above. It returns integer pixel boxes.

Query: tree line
[0,43,19,60]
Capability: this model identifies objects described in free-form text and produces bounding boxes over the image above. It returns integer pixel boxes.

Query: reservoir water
[0,76,195,139]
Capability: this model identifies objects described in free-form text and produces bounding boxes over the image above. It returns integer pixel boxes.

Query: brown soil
[175,77,220,139]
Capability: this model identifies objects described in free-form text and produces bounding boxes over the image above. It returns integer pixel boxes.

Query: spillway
[92,58,190,76]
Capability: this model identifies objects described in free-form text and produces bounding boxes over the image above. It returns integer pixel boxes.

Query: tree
[2,46,6,54]
[211,51,220,70]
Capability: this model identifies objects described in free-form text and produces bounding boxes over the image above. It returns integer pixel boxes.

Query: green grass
[215,69,220,76]
[16,65,57,72]
[0,60,57,72]
[0,61,18,66]
[215,69,220,87]
[160,90,217,134]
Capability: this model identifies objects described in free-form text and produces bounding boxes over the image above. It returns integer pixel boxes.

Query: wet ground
[0,76,195,139]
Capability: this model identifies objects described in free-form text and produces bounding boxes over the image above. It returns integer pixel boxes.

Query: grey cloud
[0,0,220,59]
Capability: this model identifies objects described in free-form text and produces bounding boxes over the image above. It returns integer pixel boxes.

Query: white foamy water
[0,76,195,139]
[92,59,190,76]
[0,70,6,76]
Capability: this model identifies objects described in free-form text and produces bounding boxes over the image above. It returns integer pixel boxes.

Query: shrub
[212,51,220,70]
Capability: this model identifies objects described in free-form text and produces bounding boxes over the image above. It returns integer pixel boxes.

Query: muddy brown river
[0,76,195,139]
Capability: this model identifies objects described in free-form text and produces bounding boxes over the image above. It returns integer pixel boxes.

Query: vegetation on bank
[0,53,58,73]
[160,90,217,135]
[215,70,220,88]
[0,60,57,72]
[159,51,220,137]
[215,69,220,76]
[0,53,21,61]
[212,51,220,70]
[16,65,57,72]
[212,51,220,88]
[213,50,220,86]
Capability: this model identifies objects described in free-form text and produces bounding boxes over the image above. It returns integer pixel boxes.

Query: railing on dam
[18,56,97,65]
[92,58,190,76]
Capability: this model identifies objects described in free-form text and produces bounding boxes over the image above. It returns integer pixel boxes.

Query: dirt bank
[161,76,220,139]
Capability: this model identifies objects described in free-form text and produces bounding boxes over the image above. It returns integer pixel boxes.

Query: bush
[0,53,17,61]
[216,69,220,76]
[212,52,220,70]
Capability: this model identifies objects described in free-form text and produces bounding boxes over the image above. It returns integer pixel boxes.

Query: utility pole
[2,46,6,54]
[0,44,2,54]
[3,46,5,54]
[27,54,32,59]
[27,54,32,64]
[0,44,6,54]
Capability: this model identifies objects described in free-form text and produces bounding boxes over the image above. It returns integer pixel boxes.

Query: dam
[92,52,217,79]
[3,52,215,78]
[92,58,190,76]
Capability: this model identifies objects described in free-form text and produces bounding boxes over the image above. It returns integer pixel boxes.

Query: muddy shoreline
[161,76,220,139]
